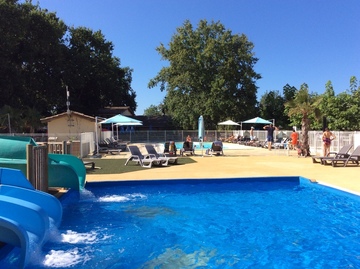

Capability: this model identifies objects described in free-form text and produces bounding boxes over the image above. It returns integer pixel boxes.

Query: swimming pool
[3,177,360,268]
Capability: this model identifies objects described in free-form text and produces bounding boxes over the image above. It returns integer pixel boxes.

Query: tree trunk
[301,117,311,156]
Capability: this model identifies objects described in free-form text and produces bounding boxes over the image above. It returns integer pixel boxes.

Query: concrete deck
[86,144,360,195]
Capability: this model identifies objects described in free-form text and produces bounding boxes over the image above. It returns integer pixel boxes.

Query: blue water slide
[0,195,49,268]
[0,167,34,190]
[0,195,49,240]
[0,185,63,227]
[0,168,63,268]
[0,216,29,269]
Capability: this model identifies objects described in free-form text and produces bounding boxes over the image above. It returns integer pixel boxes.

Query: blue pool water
[4,177,360,268]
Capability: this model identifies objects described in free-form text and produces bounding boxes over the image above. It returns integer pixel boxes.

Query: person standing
[322,128,336,156]
[250,127,254,141]
[263,124,278,150]
[290,129,299,150]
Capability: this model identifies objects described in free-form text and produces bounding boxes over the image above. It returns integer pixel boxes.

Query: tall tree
[259,90,287,128]
[0,0,67,114]
[285,83,321,156]
[148,20,261,129]
[62,27,137,116]
[0,0,137,132]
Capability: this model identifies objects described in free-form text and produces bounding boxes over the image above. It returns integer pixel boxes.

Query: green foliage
[317,77,360,131]
[0,0,136,131]
[259,90,289,128]
[144,104,163,116]
[285,83,321,155]
[149,20,261,129]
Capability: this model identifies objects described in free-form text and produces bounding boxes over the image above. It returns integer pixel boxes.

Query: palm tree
[285,83,321,156]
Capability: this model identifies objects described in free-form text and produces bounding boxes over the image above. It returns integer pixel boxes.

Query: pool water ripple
[4,178,360,268]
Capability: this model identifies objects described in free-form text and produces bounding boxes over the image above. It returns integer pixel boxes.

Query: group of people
[185,125,336,157]
[262,124,336,156]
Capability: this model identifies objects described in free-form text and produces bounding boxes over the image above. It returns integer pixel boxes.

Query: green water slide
[0,136,86,190]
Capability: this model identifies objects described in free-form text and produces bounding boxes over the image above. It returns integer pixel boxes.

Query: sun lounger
[105,138,127,151]
[144,144,178,164]
[324,145,360,167]
[311,144,352,164]
[209,141,224,156]
[180,141,195,156]
[96,143,122,155]
[125,145,168,168]
[164,141,177,156]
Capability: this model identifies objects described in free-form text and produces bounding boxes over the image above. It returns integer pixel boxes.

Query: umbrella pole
[93,116,101,158]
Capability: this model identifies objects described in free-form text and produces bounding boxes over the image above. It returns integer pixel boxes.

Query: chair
[324,145,360,167]
[125,145,168,168]
[96,143,122,155]
[311,144,352,164]
[209,141,224,156]
[164,141,177,156]
[104,138,127,151]
[273,138,289,149]
[180,141,195,156]
[144,144,178,164]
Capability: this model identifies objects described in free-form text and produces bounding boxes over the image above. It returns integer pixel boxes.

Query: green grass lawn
[83,157,196,175]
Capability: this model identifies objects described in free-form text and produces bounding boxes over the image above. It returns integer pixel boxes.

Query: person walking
[263,124,278,150]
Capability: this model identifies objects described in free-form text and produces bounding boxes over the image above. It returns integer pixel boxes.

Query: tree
[0,0,137,132]
[259,90,287,128]
[144,105,163,116]
[62,27,137,116]
[0,0,67,114]
[285,83,321,156]
[148,20,261,129]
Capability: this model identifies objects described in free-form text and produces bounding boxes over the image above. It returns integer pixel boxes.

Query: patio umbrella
[100,114,143,141]
[198,115,205,141]
[99,114,142,125]
[198,115,205,156]
[242,117,272,124]
[218,120,240,126]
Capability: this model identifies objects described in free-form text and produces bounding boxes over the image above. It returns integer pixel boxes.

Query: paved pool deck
[86,144,360,195]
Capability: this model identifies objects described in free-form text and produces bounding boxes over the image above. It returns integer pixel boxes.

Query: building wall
[47,114,95,141]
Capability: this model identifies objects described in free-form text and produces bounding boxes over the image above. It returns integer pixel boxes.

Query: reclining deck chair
[125,145,168,168]
[164,141,177,156]
[180,141,195,156]
[312,144,352,164]
[210,141,224,156]
[324,145,360,167]
[96,142,122,155]
[144,144,178,164]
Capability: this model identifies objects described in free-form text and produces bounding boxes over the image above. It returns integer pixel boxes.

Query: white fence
[5,130,360,157]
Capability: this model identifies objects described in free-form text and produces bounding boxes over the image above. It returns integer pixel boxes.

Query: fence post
[26,144,48,192]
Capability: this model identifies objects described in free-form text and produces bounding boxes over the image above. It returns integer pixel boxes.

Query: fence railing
[5,130,360,157]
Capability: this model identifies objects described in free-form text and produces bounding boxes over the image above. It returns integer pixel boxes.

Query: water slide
[48,153,86,190]
[0,136,86,190]
[0,167,63,268]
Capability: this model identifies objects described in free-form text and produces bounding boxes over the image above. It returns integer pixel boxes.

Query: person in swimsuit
[290,129,299,150]
[322,128,336,156]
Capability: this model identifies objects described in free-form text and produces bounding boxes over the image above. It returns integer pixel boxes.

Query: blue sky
[37,0,360,115]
